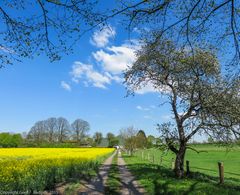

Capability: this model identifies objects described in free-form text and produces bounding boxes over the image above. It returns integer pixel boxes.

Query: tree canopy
[71,119,90,143]
[27,117,90,144]
[1,0,240,69]
[0,0,99,67]
[0,132,23,147]
[125,37,240,177]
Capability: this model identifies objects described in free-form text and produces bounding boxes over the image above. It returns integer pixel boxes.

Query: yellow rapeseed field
[0,148,114,192]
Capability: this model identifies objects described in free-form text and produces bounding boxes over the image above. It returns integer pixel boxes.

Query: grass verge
[105,152,121,195]
[123,153,240,195]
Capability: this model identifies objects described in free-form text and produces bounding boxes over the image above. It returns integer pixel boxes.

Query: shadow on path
[117,152,146,195]
[77,152,116,195]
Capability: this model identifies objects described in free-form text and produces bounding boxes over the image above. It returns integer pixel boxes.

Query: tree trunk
[130,148,134,156]
[77,131,80,143]
[175,142,186,178]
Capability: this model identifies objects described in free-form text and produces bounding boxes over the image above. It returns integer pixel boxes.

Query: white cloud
[134,81,171,95]
[135,82,158,94]
[144,115,154,119]
[90,26,116,48]
[70,48,161,94]
[136,105,150,111]
[65,26,164,95]
[71,61,111,89]
[61,81,71,91]
[161,114,173,121]
[150,105,157,109]
[92,44,137,74]
[69,41,138,91]
[105,72,124,83]
[0,45,14,53]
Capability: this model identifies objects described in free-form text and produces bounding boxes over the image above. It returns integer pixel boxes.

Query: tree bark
[175,142,186,178]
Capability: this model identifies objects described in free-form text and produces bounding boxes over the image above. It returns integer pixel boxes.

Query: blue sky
[0,22,176,137]
[1,1,236,142]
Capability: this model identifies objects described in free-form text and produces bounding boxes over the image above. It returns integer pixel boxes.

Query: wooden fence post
[186,160,190,175]
[152,155,155,164]
[171,158,175,170]
[218,162,224,184]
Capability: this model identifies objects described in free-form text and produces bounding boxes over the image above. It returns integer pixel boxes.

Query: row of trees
[1,123,159,149]
[26,117,132,147]
[27,117,90,144]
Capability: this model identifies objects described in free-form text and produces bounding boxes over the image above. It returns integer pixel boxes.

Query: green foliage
[123,144,240,194]
[108,138,119,148]
[107,133,119,148]
[0,133,23,147]
[207,137,214,143]
[146,135,155,148]
[93,132,103,146]
[27,142,80,148]
[120,126,140,155]
[136,130,148,149]
[125,136,137,156]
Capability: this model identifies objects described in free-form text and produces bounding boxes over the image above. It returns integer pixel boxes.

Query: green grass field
[123,144,240,194]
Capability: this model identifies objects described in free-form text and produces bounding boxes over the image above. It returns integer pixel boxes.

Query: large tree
[120,126,138,155]
[27,120,47,143]
[56,117,70,143]
[71,119,90,143]
[125,38,240,178]
[45,117,57,142]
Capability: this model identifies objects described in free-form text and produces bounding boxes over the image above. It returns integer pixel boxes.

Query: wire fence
[129,149,240,185]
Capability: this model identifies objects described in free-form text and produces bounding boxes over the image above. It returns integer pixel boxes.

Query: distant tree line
[27,117,90,145]
[25,117,123,148]
[0,119,159,148]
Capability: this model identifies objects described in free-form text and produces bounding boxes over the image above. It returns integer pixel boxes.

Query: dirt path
[45,151,145,195]
[77,151,116,195]
[117,151,146,195]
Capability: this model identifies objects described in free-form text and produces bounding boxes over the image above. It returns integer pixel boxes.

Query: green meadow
[123,144,240,194]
